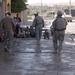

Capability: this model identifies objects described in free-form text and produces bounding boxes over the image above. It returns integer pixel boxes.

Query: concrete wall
[3,0,11,17]
[0,0,11,22]
[0,0,28,25]
[11,10,28,25]
[21,10,28,25]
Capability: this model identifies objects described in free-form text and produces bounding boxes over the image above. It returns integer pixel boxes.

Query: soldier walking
[51,11,67,54]
[0,11,16,52]
[32,12,44,45]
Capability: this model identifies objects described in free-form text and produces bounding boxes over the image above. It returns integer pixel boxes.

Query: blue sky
[27,0,75,4]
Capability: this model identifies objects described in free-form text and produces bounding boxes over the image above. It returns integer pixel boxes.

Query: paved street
[66,21,75,34]
[0,34,75,75]
[0,21,75,75]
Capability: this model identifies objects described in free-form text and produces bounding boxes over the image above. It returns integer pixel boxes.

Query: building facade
[0,0,27,25]
[0,0,11,21]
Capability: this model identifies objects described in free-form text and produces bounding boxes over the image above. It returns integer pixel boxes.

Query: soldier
[51,11,67,54]
[0,11,16,52]
[32,12,44,45]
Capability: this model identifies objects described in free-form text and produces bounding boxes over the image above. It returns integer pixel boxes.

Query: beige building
[0,0,27,25]
[12,10,28,25]
[0,0,11,21]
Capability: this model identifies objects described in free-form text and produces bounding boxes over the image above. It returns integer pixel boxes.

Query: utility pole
[41,0,43,16]
[69,0,71,15]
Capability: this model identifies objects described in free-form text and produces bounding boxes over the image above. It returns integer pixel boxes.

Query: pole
[69,0,71,15]
[41,0,42,16]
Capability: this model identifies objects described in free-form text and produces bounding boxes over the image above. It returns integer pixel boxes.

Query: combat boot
[8,49,12,52]
[37,40,40,45]
[4,45,8,52]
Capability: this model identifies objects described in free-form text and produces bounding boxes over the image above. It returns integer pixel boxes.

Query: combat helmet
[34,11,38,15]
[57,11,63,16]
[5,11,11,15]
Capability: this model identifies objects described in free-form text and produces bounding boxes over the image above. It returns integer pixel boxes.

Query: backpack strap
[54,18,57,30]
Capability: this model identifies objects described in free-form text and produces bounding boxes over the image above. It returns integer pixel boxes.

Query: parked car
[64,15,72,22]
[54,14,72,22]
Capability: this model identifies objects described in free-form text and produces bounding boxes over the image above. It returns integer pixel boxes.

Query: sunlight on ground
[65,41,75,45]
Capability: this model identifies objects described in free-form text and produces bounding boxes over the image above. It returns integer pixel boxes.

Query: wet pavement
[0,34,75,75]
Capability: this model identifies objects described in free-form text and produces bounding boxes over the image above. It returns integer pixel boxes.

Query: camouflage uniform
[0,11,16,52]
[52,29,65,51]
[32,12,44,44]
[52,11,67,53]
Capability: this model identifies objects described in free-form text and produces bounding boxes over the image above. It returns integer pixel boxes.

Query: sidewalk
[0,34,75,75]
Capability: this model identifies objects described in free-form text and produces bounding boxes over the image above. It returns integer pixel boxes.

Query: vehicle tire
[70,20,72,22]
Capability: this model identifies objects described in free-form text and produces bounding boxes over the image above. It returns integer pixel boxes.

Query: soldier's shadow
[53,53,61,63]
[52,53,62,71]
[35,44,42,53]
